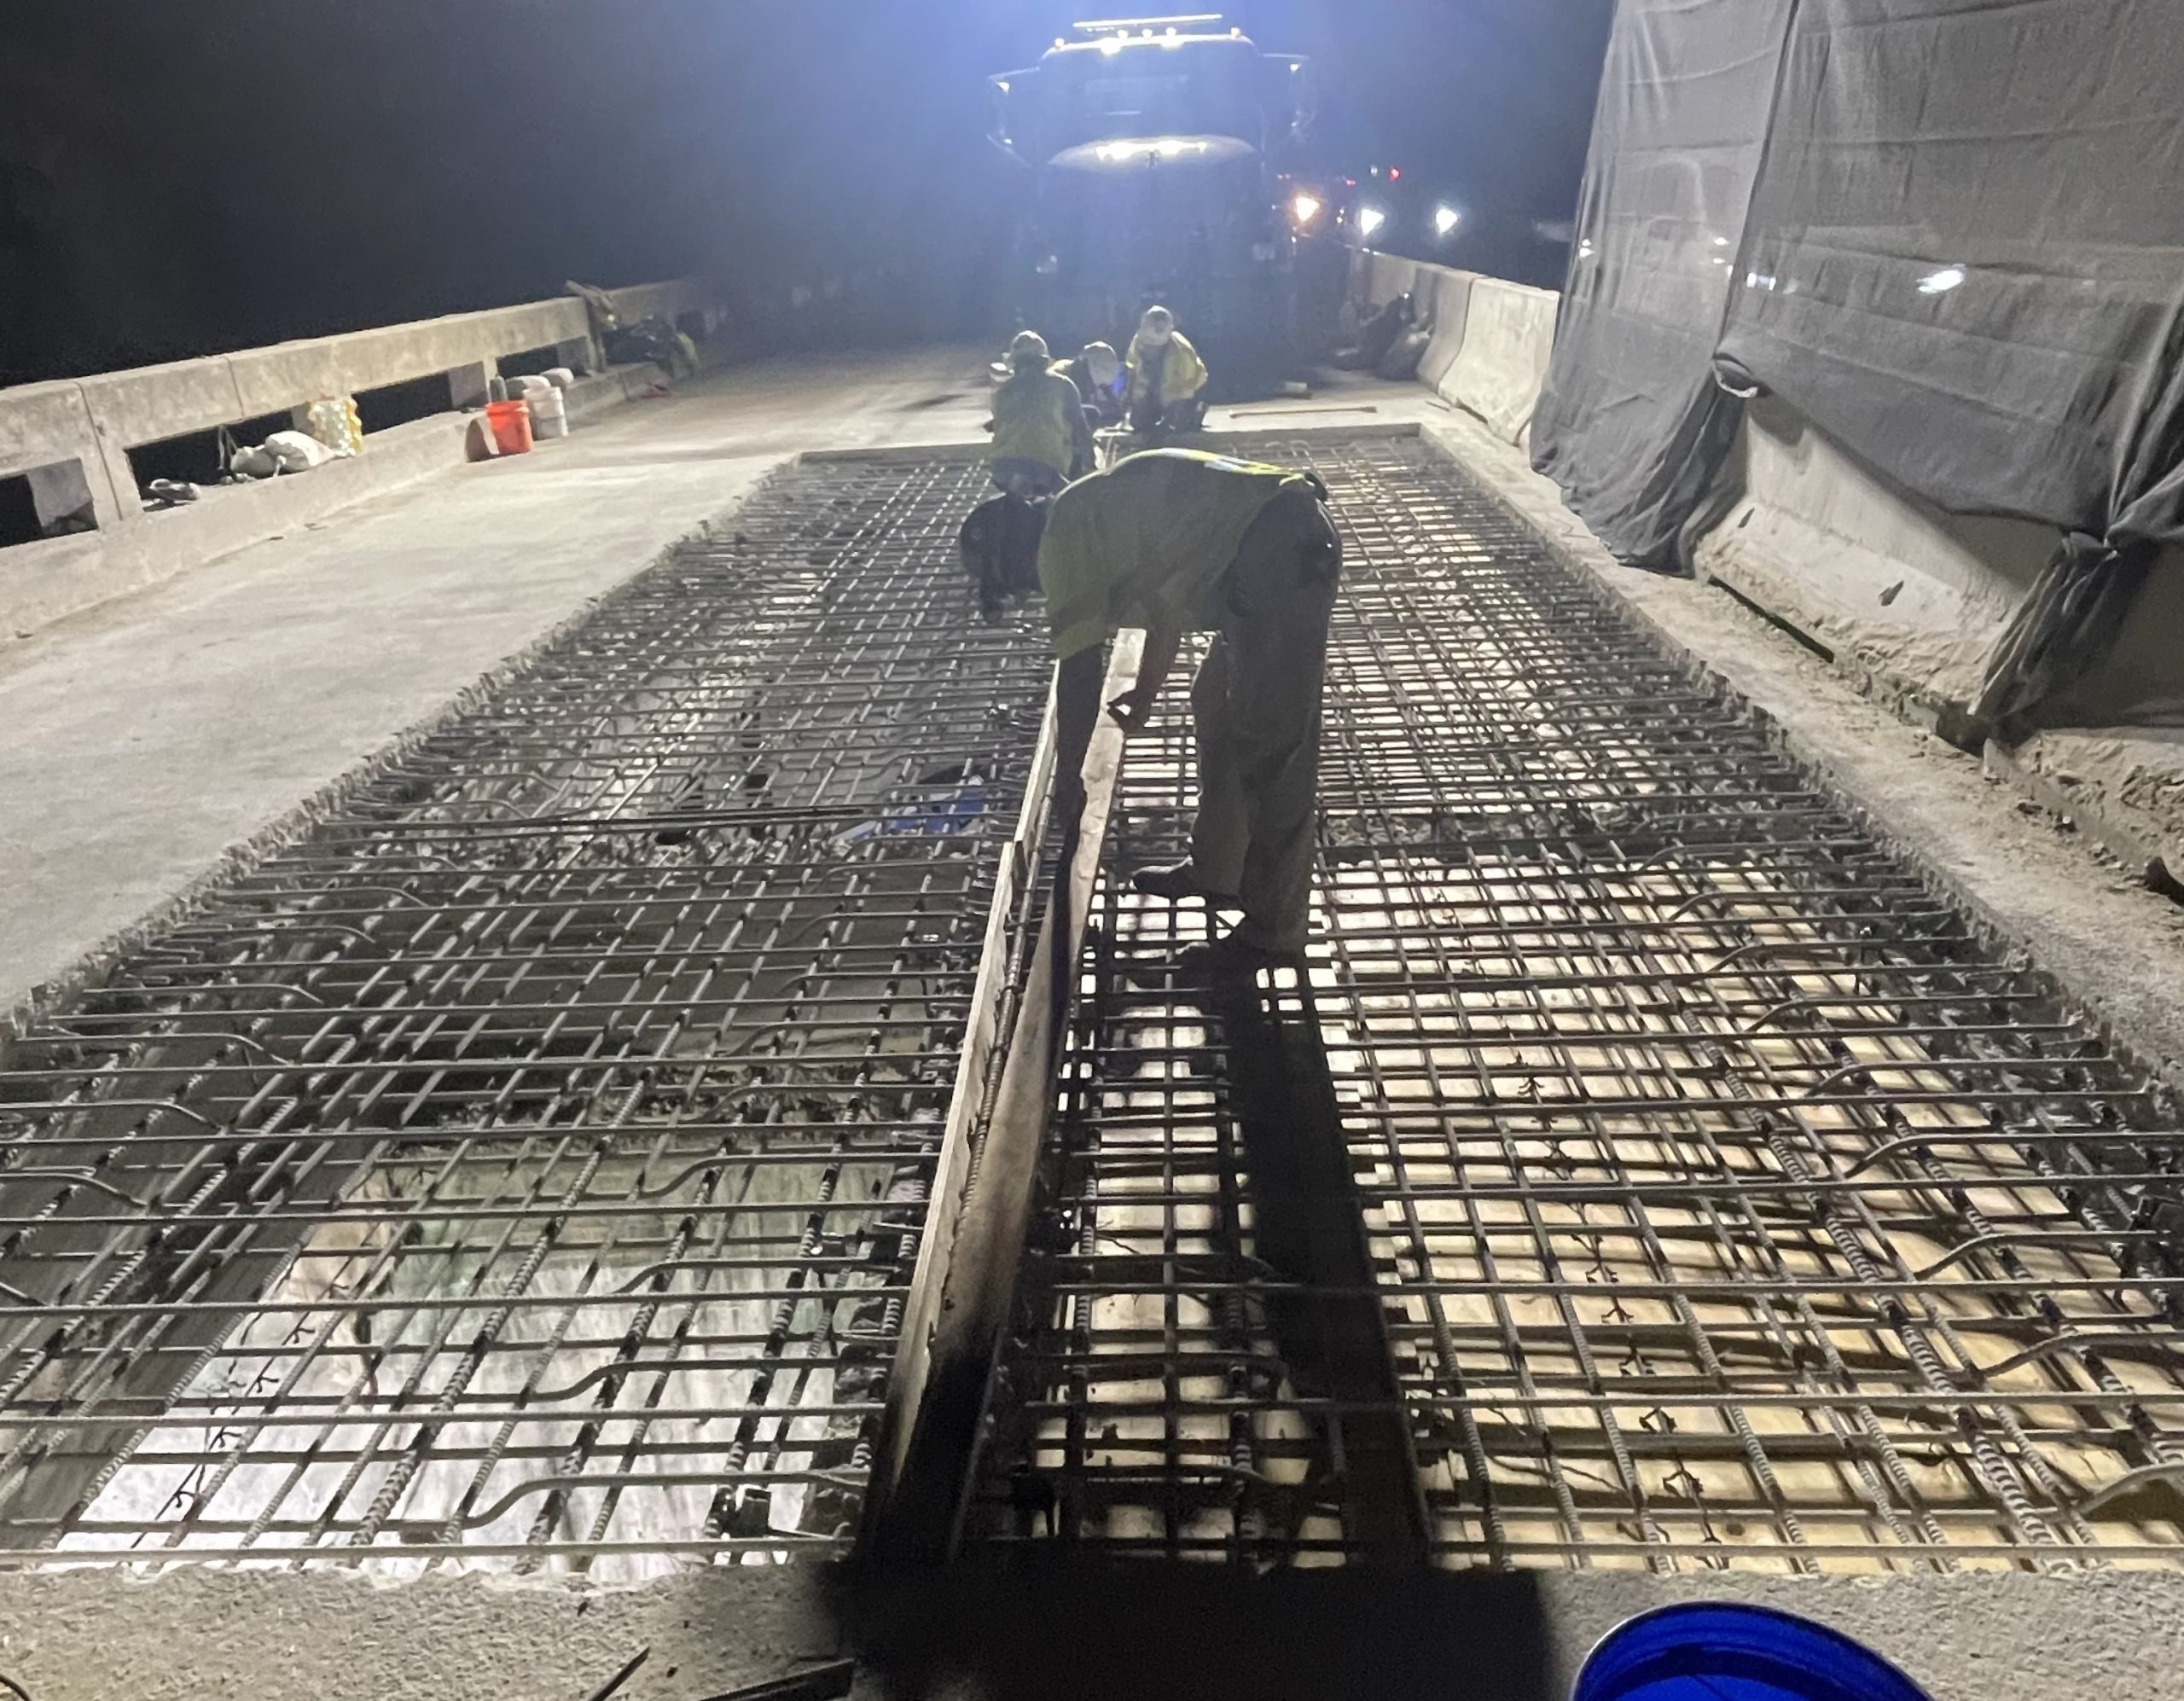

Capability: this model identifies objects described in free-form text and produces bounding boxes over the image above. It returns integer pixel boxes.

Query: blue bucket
[1574,1604,1933,1701]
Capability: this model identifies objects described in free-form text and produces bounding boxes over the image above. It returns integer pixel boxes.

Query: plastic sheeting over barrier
[1722,0,2184,546]
[1723,0,2184,725]
[1535,0,2184,715]
[1530,0,1793,570]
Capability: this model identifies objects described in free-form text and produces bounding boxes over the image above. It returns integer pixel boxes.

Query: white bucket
[526,383,569,439]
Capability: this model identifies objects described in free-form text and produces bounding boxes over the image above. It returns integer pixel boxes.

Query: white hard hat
[1009,330,1050,368]
[1083,342,1121,387]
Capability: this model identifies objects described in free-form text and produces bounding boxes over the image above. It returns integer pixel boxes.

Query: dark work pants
[1187,486,1343,954]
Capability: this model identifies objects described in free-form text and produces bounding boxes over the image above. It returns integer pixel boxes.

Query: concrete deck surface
[0,1555,2178,1700]
[0,348,997,1019]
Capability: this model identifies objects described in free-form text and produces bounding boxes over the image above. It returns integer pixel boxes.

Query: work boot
[1130,862,1240,906]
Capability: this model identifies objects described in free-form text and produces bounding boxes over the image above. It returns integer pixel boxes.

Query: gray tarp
[1719,0,2184,723]
[1529,0,1794,570]
[1720,0,2184,543]
[1535,0,2184,721]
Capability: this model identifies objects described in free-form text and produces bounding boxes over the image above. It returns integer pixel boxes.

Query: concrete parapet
[1350,245,2184,871]
[0,277,718,635]
[1694,395,2051,740]
[0,412,471,636]
[444,357,497,413]
[1347,249,1554,448]
[0,380,128,530]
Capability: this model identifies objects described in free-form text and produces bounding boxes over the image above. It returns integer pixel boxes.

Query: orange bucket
[485,398,534,456]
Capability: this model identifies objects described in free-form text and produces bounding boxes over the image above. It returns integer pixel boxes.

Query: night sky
[0,1,1612,386]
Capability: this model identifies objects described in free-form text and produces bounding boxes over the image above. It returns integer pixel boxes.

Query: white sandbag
[264,429,338,473]
[229,444,279,480]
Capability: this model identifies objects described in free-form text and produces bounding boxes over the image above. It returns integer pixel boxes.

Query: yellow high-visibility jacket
[989,364,1087,480]
[1124,332,1209,410]
[1037,449,1311,659]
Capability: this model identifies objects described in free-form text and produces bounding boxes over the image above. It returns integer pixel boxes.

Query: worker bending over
[988,330,1095,496]
[1125,306,1210,435]
[982,448,1343,975]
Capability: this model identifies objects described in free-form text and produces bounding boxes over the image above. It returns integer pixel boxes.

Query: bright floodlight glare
[1291,190,1324,226]
[1357,206,1387,239]
[1099,35,1124,55]
[1433,205,1461,236]
[1917,264,1966,294]
[1074,14,1221,26]
[1095,136,1210,164]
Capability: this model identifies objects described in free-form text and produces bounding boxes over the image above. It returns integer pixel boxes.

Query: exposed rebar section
[0,450,1050,1575]
[971,433,2184,1573]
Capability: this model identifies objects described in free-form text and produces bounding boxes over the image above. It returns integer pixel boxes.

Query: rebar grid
[973,433,2184,1572]
[0,450,1050,1575]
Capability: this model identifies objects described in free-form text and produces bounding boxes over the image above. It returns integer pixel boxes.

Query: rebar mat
[973,433,2184,1572]
[0,451,1049,1574]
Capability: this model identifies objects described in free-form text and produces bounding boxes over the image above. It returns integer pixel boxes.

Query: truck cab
[991,17,1313,391]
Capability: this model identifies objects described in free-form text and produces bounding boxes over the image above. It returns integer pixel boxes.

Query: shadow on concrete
[1205,971,1433,1565]
[840,1554,1555,1700]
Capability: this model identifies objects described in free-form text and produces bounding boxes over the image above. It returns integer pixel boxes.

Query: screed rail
[963,431,2184,1573]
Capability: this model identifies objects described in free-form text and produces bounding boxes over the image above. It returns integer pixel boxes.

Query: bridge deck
[0,426,2181,1588]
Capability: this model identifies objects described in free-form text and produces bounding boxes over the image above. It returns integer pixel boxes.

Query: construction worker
[957,488,1047,625]
[1125,306,1211,434]
[1061,340,1126,428]
[988,330,1095,495]
[976,448,1343,974]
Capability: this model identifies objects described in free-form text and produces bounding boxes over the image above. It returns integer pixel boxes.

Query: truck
[989,15,1316,395]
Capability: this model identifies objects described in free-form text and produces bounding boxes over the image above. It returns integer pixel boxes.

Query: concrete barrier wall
[1348,248,1555,449]
[1350,247,2184,726]
[1349,243,2184,862]
[1699,398,2184,742]
[0,279,715,635]
[1693,397,2053,739]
